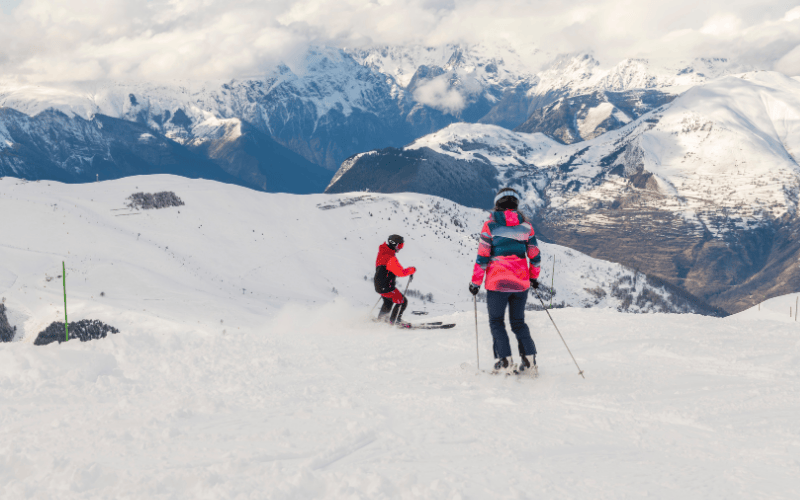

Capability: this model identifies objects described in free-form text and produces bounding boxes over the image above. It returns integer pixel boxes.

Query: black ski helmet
[494,187,521,210]
[387,234,404,250]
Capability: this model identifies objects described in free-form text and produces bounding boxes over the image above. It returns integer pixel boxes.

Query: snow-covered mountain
[0,44,748,191]
[1,175,798,498]
[327,72,800,313]
[0,45,525,174]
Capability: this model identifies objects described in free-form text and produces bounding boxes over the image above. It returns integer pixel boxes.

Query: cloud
[700,14,743,36]
[0,0,799,82]
[775,44,800,76]
[413,76,466,114]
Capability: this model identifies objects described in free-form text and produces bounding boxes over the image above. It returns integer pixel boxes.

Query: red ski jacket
[374,243,415,293]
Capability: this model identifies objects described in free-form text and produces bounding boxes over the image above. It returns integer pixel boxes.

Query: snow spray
[62,262,69,342]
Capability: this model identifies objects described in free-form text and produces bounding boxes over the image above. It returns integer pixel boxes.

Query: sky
[0,0,21,15]
[0,0,798,83]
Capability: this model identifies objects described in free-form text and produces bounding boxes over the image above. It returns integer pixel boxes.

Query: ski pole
[473,296,479,370]
[371,275,413,319]
[368,297,382,317]
[63,261,69,342]
[533,290,584,379]
[402,274,413,296]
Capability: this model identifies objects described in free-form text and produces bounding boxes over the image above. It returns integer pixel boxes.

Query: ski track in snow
[0,177,799,498]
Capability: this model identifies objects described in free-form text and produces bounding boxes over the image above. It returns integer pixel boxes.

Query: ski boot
[392,320,412,329]
[518,354,538,377]
[492,357,518,375]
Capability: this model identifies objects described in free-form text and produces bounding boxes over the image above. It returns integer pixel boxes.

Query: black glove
[530,279,540,289]
[469,283,480,296]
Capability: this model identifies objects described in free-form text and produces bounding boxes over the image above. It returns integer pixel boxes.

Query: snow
[0,120,11,150]
[0,47,747,149]
[1,176,799,498]
[348,42,539,90]
[531,55,748,98]
[577,102,615,138]
[733,294,800,322]
[407,122,562,168]
[326,151,377,190]
[0,46,388,135]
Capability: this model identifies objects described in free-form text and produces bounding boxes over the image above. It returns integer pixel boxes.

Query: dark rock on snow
[34,320,119,346]
[0,304,16,343]
[127,191,185,210]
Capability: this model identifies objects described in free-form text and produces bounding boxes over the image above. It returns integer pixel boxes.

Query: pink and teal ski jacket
[471,210,541,292]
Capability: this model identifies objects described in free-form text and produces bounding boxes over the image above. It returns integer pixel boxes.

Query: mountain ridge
[0,45,749,186]
[326,71,800,313]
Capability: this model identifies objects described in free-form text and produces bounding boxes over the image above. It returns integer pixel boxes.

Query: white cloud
[700,14,742,36]
[0,0,799,82]
[413,76,466,114]
[775,45,800,76]
[783,6,800,22]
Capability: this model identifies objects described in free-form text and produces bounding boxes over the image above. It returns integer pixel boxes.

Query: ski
[460,362,538,378]
[399,323,455,330]
[371,319,443,326]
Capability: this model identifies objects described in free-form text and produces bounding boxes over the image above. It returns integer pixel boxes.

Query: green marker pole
[62,261,69,342]
[550,258,556,309]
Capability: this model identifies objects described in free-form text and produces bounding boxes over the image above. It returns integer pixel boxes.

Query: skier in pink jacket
[469,187,541,374]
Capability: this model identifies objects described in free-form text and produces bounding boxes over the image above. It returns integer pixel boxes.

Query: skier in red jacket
[374,235,416,326]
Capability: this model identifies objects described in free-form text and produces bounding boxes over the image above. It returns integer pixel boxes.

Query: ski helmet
[494,187,521,210]
[387,234,404,250]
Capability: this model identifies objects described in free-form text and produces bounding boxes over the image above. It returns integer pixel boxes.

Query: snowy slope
[0,176,798,498]
[0,176,708,344]
[733,293,800,322]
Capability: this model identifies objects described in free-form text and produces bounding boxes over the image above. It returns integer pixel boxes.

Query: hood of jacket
[492,210,523,227]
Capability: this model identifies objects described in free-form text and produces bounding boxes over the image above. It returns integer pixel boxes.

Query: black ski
[371,319,452,329]
[371,319,442,326]
[398,322,455,330]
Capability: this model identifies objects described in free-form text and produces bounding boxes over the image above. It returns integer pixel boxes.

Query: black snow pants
[378,291,408,324]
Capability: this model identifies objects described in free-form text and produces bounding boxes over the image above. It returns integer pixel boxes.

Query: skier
[469,187,541,374]
[374,234,416,326]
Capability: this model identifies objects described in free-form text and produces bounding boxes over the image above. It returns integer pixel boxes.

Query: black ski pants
[487,290,537,359]
[378,292,408,324]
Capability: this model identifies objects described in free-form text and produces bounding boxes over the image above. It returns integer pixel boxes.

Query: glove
[530,279,540,289]
[407,267,416,275]
[469,283,480,296]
